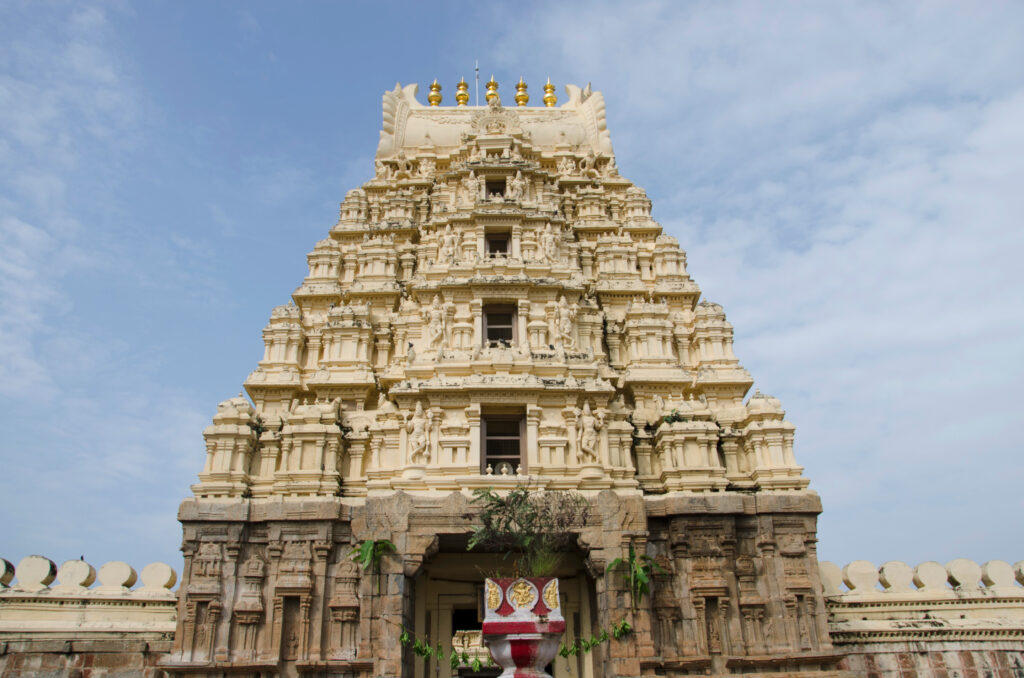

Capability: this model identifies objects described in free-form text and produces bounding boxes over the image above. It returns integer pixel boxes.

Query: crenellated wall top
[0,555,177,598]
[820,559,1024,645]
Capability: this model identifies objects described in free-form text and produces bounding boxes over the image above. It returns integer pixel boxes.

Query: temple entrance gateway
[413,552,596,678]
[167,79,841,678]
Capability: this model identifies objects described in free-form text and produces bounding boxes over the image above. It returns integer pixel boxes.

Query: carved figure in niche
[540,223,559,263]
[422,295,447,350]
[418,156,435,178]
[580,150,599,178]
[438,225,460,264]
[652,394,666,416]
[557,156,575,176]
[393,151,413,178]
[576,401,605,464]
[374,159,392,180]
[377,391,397,414]
[557,295,578,349]
[602,155,619,178]
[399,294,420,315]
[506,170,526,202]
[461,171,483,206]
[405,401,429,464]
[447,182,458,210]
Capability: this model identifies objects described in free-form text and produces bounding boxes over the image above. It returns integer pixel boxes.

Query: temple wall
[0,556,177,677]
[822,559,1024,677]
[5,553,1024,676]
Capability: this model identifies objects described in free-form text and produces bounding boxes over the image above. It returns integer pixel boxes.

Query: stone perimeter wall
[0,556,177,678]
[822,559,1024,677]
[4,553,1024,676]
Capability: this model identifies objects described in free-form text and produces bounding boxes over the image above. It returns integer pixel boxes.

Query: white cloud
[491,0,1024,564]
[0,3,205,570]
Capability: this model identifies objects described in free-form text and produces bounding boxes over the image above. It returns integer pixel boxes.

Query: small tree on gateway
[466,485,590,577]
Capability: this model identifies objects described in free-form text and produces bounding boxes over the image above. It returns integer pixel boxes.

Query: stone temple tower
[164,80,842,678]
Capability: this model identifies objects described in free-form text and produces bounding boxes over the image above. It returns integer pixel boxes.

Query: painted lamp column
[482,577,565,678]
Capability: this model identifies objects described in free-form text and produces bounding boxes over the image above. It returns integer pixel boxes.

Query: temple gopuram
[2,78,1023,678]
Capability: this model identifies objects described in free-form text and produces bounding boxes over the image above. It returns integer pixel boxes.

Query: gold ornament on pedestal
[543,78,557,107]
[455,77,469,106]
[427,79,442,106]
[515,78,529,106]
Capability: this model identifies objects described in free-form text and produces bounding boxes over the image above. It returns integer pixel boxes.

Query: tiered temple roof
[192,80,808,501]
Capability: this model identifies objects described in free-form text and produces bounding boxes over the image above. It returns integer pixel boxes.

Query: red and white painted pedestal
[481,577,565,678]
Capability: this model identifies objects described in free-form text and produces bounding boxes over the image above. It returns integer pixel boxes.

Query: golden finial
[514,77,529,106]
[428,79,442,106]
[543,78,557,107]
[485,75,499,103]
[455,77,469,106]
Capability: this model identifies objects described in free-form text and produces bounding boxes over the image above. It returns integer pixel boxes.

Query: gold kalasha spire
[455,77,469,106]
[485,75,499,103]
[428,79,442,106]
[515,77,529,106]
[543,78,557,107]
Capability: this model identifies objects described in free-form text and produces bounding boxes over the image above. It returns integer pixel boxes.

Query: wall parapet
[820,559,1024,645]
[0,555,178,641]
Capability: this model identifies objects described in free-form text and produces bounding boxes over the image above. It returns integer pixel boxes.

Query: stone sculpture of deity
[423,295,446,350]
[506,170,526,202]
[576,402,605,464]
[438,225,460,264]
[405,401,429,464]
[557,295,578,349]
[540,223,559,263]
[461,171,482,206]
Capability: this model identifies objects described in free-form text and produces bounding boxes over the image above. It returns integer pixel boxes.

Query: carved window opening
[481,414,523,475]
[486,234,509,257]
[485,180,505,198]
[483,304,516,346]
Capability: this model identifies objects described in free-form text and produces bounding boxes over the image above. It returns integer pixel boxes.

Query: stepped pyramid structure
[165,79,838,678]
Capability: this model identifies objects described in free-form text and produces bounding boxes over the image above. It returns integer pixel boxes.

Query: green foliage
[398,618,631,674]
[606,540,666,611]
[611,618,633,639]
[399,625,491,672]
[558,620,631,660]
[466,485,590,577]
[661,409,690,424]
[350,539,396,593]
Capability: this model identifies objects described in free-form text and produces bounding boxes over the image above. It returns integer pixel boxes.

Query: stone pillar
[466,404,481,471]
[470,300,482,347]
[517,299,530,349]
[526,405,542,472]
[511,224,522,259]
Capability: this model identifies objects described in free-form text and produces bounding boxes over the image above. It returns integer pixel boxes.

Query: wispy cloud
[0,5,136,398]
[0,4,204,569]
[492,0,1024,564]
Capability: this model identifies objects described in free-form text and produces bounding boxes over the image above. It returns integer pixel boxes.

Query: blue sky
[2,1,1022,576]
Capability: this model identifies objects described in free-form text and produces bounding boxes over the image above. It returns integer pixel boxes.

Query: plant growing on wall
[466,485,590,577]
[661,408,689,425]
[606,540,666,611]
[350,538,396,593]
